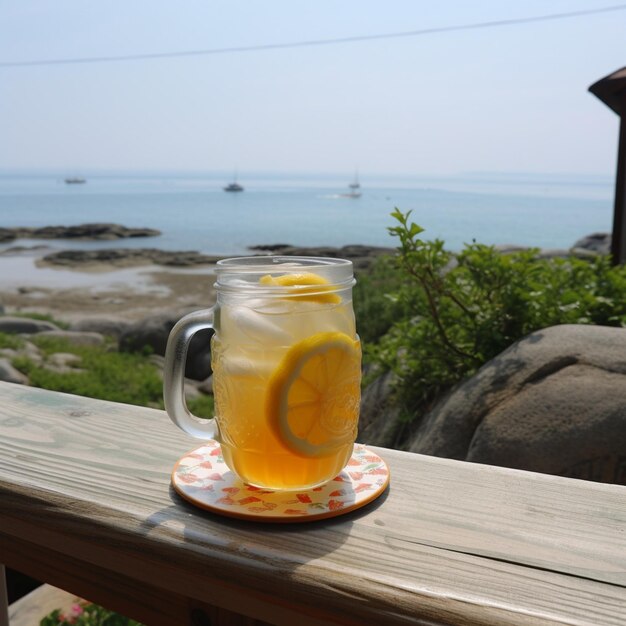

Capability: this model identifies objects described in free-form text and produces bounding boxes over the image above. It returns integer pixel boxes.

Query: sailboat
[342,171,361,198]
[223,171,244,192]
[349,171,360,191]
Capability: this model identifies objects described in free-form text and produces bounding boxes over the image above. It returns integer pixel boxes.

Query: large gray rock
[409,324,626,485]
[44,352,84,374]
[34,330,105,347]
[69,318,131,339]
[572,232,611,255]
[119,312,213,381]
[357,370,404,447]
[0,317,59,334]
[0,358,28,384]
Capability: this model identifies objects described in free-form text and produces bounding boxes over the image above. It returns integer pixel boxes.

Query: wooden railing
[1,381,625,625]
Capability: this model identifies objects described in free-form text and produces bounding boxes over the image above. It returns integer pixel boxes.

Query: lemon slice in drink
[266,332,361,457]
[259,272,341,304]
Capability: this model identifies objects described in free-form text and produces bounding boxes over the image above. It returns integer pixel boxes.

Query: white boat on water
[224,182,244,192]
[342,171,361,198]
[224,171,244,192]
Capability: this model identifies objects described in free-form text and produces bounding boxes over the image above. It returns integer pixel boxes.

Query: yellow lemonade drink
[212,271,361,490]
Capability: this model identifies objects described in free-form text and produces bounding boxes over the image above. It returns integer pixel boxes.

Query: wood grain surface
[1,382,625,625]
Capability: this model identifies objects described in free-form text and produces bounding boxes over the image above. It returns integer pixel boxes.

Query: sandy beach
[0,249,218,323]
[0,239,394,323]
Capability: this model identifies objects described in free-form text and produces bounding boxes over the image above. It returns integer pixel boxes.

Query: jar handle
[163,308,218,440]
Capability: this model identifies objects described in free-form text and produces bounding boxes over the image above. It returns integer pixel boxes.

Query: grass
[0,331,24,350]
[12,335,214,417]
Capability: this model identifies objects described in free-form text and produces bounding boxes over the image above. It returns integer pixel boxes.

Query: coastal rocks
[0,358,28,384]
[69,318,131,339]
[0,317,60,334]
[357,370,404,447]
[0,223,161,242]
[248,244,395,271]
[408,324,626,485]
[39,248,222,269]
[35,330,105,347]
[45,352,84,374]
[119,313,213,380]
[572,233,611,256]
[0,229,15,243]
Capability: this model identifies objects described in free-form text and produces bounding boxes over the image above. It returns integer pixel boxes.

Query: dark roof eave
[589,66,626,115]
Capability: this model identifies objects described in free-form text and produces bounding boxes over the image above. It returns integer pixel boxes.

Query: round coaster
[171,440,390,523]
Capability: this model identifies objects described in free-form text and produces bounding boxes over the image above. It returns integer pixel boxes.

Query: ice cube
[248,297,296,315]
[222,304,292,344]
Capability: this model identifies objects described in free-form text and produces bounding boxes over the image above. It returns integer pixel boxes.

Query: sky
[0,1,625,176]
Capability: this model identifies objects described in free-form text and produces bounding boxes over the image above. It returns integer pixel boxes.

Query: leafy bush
[353,255,407,345]
[372,209,626,420]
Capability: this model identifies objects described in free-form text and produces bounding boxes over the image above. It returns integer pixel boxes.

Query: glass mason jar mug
[163,256,362,491]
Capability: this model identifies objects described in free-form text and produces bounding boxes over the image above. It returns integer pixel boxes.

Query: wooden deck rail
[1,381,625,625]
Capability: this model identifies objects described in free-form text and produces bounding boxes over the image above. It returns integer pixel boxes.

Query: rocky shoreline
[0,224,614,324]
[0,222,613,270]
[36,243,396,270]
[37,248,224,269]
[30,233,613,272]
[0,223,160,243]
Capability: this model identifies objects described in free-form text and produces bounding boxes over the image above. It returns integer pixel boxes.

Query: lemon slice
[266,332,361,457]
[260,272,341,304]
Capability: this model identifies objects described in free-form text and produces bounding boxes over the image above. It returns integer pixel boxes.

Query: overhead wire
[1,3,625,68]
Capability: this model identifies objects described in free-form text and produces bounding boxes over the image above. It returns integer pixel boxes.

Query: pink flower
[70,604,84,617]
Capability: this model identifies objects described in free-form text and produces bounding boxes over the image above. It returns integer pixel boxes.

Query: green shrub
[353,255,407,345]
[373,209,626,420]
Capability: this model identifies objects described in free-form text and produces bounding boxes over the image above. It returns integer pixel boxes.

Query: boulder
[34,330,105,347]
[0,228,16,243]
[44,353,84,374]
[196,375,213,395]
[0,358,28,384]
[0,317,59,334]
[21,341,43,365]
[69,318,131,339]
[572,233,611,255]
[409,324,626,485]
[119,312,213,381]
[357,370,404,447]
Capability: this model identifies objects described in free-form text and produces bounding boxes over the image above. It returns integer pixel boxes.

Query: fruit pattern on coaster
[172,440,390,521]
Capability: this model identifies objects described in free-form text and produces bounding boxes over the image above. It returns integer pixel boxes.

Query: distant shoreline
[0,230,611,326]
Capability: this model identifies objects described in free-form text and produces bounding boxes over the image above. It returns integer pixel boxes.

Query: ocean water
[0,170,614,256]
